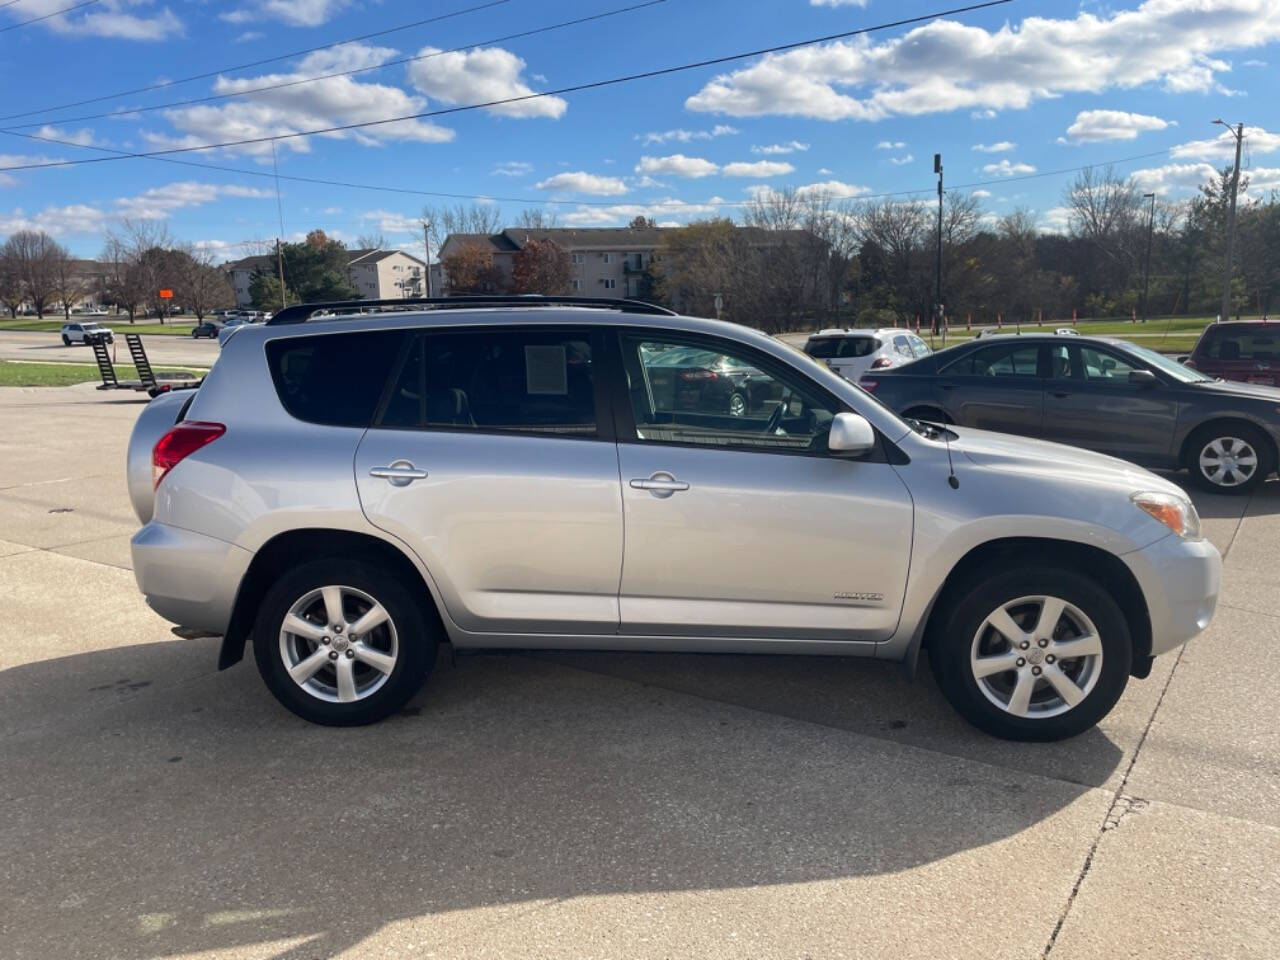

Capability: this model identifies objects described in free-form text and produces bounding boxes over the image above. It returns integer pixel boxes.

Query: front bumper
[1123,533,1222,657]
[131,522,253,635]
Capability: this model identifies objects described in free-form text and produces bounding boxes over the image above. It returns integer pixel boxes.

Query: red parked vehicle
[1184,321,1280,386]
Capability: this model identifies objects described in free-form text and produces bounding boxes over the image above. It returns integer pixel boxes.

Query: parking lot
[1,382,1277,960]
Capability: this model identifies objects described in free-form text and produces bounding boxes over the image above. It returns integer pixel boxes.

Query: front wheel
[929,566,1131,741]
[1185,422,1272,494]
[61,335,70,346]
[253,558,437,725]
[728,391,747,417]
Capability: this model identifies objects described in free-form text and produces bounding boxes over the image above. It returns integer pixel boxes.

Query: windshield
[1125,343,1214,383]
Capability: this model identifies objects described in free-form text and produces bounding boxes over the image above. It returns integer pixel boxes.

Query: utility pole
[1141,192,1156,324]
[275,237,286,312]
[934,153,944,345]
[423,221,433,298]
[1215,120,1244,323]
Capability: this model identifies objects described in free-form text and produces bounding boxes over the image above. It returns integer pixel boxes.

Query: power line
[0,0,1014,172]
[4,0,668,131]
[0,0,100,32]
[0,124,1182,211]
[0,0,512,122]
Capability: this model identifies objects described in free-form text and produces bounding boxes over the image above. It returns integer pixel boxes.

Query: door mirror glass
[1128,369,1159,387]
[828,412,876,456]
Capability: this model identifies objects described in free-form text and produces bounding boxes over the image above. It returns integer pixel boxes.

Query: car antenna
[943,428,959,489]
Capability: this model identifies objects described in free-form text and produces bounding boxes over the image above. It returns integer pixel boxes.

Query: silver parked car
[127,297,1221,740]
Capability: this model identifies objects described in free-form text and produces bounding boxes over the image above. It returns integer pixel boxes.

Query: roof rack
[265,294,677,326]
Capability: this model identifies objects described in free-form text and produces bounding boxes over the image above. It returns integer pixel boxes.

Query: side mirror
[1175,355,1191,364]
[1129,369,1159,387]
[829,411,876,456]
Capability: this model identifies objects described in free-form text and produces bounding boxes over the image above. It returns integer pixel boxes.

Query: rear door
[936,342,1046,437]
[354,326,624,636]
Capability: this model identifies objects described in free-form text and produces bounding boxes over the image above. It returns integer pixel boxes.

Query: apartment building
[222,248,428,307]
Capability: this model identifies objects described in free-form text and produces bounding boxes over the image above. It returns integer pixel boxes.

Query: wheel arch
[218,528,446,670]
[917,537,1153,679]
[1178,416,1277,470]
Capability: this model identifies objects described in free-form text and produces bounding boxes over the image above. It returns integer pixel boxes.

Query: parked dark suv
[1185,321,1280,386]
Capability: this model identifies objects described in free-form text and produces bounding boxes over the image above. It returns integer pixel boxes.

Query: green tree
[250,270,299,310]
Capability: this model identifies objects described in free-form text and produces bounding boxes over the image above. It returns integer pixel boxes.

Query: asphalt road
[0,328,219,368]
[1,383,1277,959]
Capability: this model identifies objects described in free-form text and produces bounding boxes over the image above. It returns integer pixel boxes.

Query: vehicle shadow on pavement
[1,637,1121,960]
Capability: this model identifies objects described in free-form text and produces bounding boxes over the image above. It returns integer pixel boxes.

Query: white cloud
[0,154,64,187]
[359,210,423,236]
[889,154,914,166]
[114,181,272,220]
[236,31,264,43]
[1060,109,1171,143]
[8,0,184,41]
[1171,126,1280,161]
[33,125,101,147]
[0,204,107,237]
[982,159,1036,176]
[972,189,992,198]
[535,171,629,196]
[1132,162,1220,194]
[1040,206,1072,234]
[811,0,868,6]
[492,161,533,177]
[721,160,794,177]
[152,44,453,158]
[972,109,997,120]
[685,1,1280,121]
[747,180,871,202]
[408,46,566,119]
[1244,59,1267,67]
[817,167,833,174]
[220,1,351,27]
[635,154,720,178]
[560,198,724,227]
[752,141,809,155]
[876,141,905,150]
[972,141,1015,153]
[636,125,737,145]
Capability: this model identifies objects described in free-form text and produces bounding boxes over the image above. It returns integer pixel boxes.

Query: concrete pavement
[0,328,219,368]
[0,383,1276,959]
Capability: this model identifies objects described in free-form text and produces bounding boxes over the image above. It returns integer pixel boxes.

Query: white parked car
[61,321,114,346]
[803,328,932,382]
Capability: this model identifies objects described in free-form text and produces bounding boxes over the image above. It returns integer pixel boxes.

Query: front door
[1042,343,1178,465]
[612,331,913,642]
[355,327,623,636]
[936,341,1046,437]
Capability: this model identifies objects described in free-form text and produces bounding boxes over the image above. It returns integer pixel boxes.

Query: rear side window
[267,330,404,427]
[805,338,839,359]
[378,329,596,436]
[1200,326,1280,361]
[943,343,1040,377]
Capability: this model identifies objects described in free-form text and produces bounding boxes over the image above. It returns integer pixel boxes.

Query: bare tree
[174,244,235,320]
[2,230,62,317]
[1064,165,1143,300]
[514,209,559,229]
[355,232,388,251]
[421,203,503,254]
[52,245,86,319]
[0,239,25,317]
[99,229,144,321]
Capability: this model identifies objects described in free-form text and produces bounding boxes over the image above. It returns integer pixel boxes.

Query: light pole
[1141,192,1156,324]
[422,220,433,298]
[933,153,944,343]
[1214,119,1244,323]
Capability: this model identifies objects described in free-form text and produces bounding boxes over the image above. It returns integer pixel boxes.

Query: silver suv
[127,297,1221,740]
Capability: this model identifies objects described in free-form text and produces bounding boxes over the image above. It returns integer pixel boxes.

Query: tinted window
[1201,326,1280,361]
[379,329,596,436]
[805,338,839,359]
[267,330,404,427]
[1080,346,1140,382]
[944,343,1040,377]
[621,334,836,453]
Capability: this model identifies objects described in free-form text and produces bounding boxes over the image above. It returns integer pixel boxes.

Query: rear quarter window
[266,330,405,427]
[805,338,839,359]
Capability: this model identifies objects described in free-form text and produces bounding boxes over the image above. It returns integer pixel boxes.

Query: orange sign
[159,288,174,299]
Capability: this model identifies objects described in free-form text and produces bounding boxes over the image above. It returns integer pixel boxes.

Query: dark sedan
[191,321,219,339]
[860,333,1280,494]
[641,344,781,417]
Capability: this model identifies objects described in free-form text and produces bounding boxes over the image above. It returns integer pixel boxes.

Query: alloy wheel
[728,392,747,417]
[278,585,399,704]
[969,595,1103,719]
[1198,436,1258,488]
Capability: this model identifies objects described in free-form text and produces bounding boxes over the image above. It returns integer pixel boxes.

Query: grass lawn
[0,361,205,387]
[0,317,197,336]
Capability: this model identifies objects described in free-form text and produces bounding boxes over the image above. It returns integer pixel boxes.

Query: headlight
[1131,491,1202,540]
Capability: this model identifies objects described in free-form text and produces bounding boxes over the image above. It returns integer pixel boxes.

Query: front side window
[379,329,596,436]
[621,335,837,453]
[1080,346,1140,382]
[944,343,1040,377]
[267,330,405,427]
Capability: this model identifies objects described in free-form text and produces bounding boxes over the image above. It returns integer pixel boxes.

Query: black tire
[728,391,748,417]
[929,565,1131,741]
[1184,422,1272,495]
[253,558,438,726]
[61,335,70,346]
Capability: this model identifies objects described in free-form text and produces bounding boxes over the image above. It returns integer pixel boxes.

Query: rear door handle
[940,381,956,391]
[629,472,689,498]
[369,460,428,486]
[1051,391,1071,398]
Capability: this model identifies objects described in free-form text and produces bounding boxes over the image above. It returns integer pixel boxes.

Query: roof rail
[265,294,677,326]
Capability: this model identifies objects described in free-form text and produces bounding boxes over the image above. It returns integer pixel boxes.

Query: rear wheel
[728,391,747,417]
[929,566,1131,741]
[61,335,70,346]
[253,558,437,725]
[1185,422,1272,494]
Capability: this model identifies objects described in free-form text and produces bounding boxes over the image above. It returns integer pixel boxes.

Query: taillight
[859,378,879,393]
[870,356,894,369]
[153,421,225,488]
[679,369,718,382]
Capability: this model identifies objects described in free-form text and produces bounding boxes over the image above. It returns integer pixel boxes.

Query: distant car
[640,343,781,416]
[1055,328,1080,336]
[803,328,932,382]
[1185,321,1280,386]
[217,317,253,345]
[191,322,219,339]
[860,332,1280,493]
[61,322,114,346]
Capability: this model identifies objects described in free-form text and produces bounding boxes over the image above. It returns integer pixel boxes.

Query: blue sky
[1,0,1277,258]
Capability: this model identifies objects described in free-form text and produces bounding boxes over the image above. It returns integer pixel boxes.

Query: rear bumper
[131,522,252,635]
[1123,533,1222,657]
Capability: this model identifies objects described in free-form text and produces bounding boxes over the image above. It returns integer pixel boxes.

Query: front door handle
[629,472,689,498]
[369,460,428,486]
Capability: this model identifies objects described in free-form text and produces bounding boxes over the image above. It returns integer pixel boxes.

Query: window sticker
[525,344,568,395]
